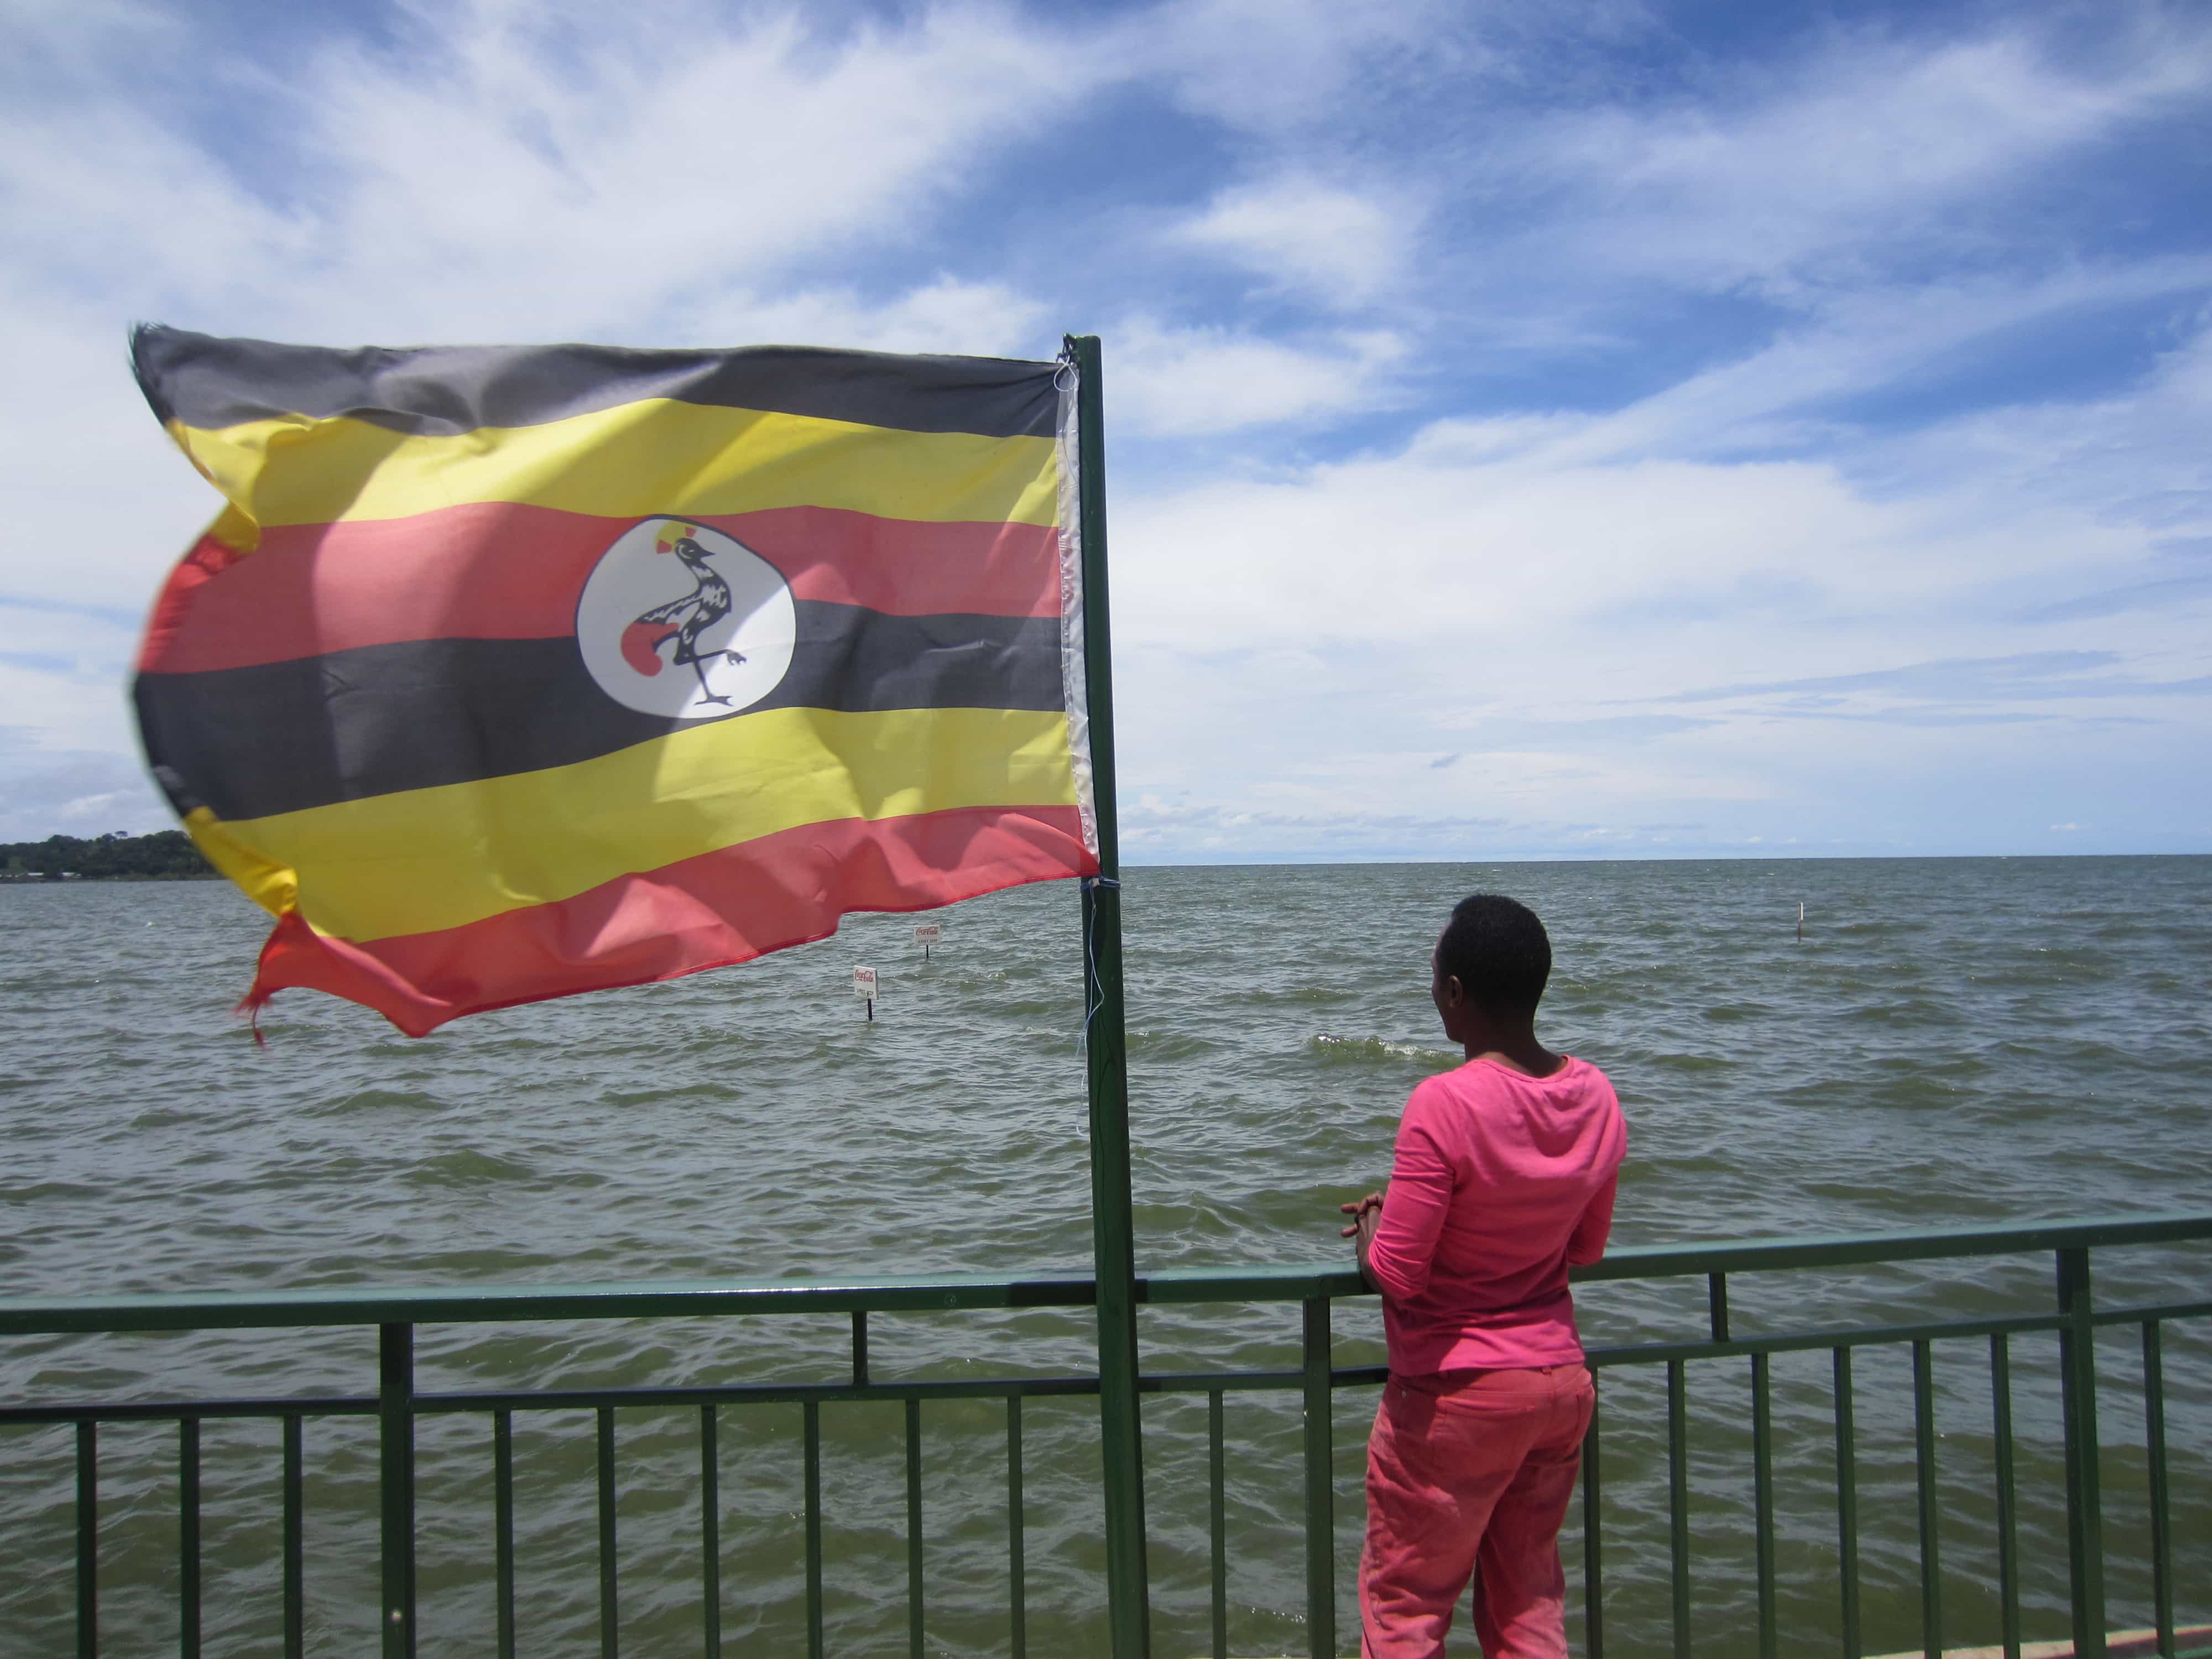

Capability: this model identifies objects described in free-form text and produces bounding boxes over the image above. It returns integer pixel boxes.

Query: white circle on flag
[576,518,797,719]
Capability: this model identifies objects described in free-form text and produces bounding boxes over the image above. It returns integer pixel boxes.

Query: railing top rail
[1573,1208,2212,1283]
[1140,1209,2212,1302]
[0,1211,2204,1335]
[0,1270,1100,1336]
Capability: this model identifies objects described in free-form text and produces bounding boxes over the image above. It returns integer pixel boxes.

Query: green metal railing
[3,1210,2205,1657]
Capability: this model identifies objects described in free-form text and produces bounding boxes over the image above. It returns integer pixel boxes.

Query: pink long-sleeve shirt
[1366,1055,1626,1375]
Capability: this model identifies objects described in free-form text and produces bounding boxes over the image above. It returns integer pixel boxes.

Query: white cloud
[1513,257,2212,475]
[1102,307,2212,856]
[1177,175,1418,306]
[0,2,1092,346]
[676,276,1050,358]
[1109,318,1406,436]
[1138,0,1463,136]
[1477,19,2212,298]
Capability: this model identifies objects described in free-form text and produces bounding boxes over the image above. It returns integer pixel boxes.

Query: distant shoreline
[2,828,215,882]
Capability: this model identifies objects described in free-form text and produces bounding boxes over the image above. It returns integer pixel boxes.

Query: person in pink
[1340,894,1626,1659]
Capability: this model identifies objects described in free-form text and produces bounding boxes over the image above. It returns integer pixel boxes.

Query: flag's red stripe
[136,533,246,673]
[140,503,1062,674]
[242,805,1094,1037]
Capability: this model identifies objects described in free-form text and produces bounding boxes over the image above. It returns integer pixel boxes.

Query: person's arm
[1361,1098,1453,1302]
[1565,1171,1619,1267]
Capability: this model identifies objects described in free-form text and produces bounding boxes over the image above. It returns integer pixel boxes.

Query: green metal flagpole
[1070,333,1151,1659]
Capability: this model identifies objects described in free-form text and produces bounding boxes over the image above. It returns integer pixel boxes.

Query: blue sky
[1,0,2206,859]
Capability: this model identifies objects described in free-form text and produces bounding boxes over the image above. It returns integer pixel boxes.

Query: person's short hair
[1436,894,1551,1016]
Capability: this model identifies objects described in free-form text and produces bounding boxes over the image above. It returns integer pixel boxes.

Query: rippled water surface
[2,857,2208,1656]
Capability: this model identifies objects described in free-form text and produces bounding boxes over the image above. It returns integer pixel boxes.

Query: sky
[2,0,2208,861]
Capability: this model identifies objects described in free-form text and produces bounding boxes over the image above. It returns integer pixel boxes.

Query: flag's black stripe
[136,604,1063,823]
[131,326,1061,441]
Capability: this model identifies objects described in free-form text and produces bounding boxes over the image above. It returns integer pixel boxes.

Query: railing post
[2142,1322,2174,1659]
[494,1410,517,1659]
[803,1401,825,1659]
[379,1322,416,1659]
[700,1405,722,1659]
[1752,1353,1777,1659]
[1070,330,1150,1659]
[180,1418,201,1659]
[597,1406,619,1658]
[283,1414,305,1659]
[2056,1248,2105,1659]
[1009,1394,1029,1659]
[1208,1389,1228,1659]
[1912,1340,1943,1659]
[1667,1359,1691,1659]
[1302,1296,1335,1659]
[1990,1335,2021,1659]
[1834,1347,1861,1659]
[906,1396,926,1659]
[75,1420,96,1659]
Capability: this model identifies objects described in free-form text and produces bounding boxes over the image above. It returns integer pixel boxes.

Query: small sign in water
[914,924,942,961]
[853,965,877,1021]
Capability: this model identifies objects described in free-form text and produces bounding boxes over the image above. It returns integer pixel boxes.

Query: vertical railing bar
[180,1416,202,1659]
[494,1410,516,1659]
[804,1401,825,1659]
[1301,1296,1334,1659]
[1991,1335,2021,1659]
[1209,1387,1229,1659]
[1008,1394,1026,1659]
[701,1405,722,1659]
[597,1405,619,1659]
[1667,1359,1691,1659]
[283,1413,304,1659]
[1709,1272,1731,1342]
[379,1323,416,1659]
[75,1419,96,1659]
[1913,1338,1943,1659]
[1753,1353,1777,1659]
[905,1397,925,1659]
[2056,1247,2107,1659]
[852,1312,869,1388]
[1583,1382,1604,1659]
[1835,1346,1861,1659]
[2143,1321,2173,1659]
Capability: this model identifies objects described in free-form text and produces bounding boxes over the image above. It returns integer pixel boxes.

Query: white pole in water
[1797,901,1805,943]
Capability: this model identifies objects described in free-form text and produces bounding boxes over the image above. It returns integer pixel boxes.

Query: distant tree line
[1,830,216,880]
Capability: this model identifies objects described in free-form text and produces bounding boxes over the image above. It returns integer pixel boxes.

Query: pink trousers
[1358,1364,1594,1659]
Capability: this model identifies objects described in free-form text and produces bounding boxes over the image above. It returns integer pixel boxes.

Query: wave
[1306,1033,1460,1071]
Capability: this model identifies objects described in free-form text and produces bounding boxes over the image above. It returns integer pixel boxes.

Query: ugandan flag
[131,326,1098,1036]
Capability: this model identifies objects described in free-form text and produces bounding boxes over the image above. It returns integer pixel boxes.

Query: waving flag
[131,326,1097,1036]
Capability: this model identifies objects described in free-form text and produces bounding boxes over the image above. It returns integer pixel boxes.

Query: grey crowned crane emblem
[618,520,748,705]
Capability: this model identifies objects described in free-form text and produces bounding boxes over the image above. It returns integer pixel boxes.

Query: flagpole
[1071,332,1151,1659]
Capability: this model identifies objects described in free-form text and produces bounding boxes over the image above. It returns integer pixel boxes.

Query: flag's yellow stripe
[187,706,1078,943]
[168,399,1060,536]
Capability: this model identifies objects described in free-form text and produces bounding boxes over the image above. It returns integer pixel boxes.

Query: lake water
[2,856,2208,1656]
